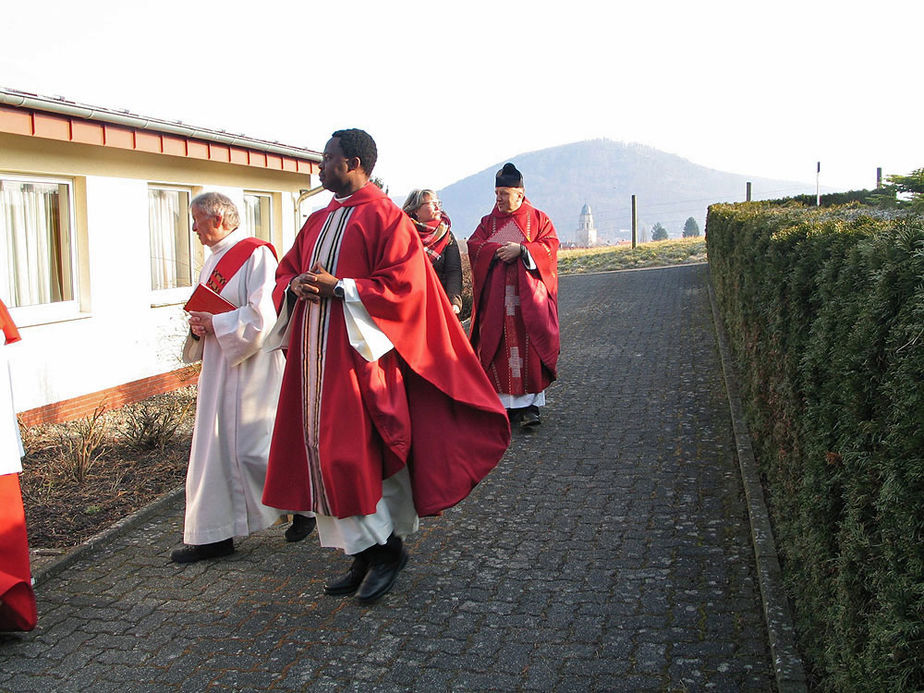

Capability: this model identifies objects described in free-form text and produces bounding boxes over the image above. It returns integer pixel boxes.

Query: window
[0,176,76,310]
[242,192,273,243]
[148,187,192,291]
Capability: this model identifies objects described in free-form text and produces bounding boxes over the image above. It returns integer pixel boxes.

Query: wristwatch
[332,280,345,299]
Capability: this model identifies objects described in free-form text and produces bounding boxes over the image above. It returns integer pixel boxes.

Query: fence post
[631,195,637,249]
[816,162,821,206]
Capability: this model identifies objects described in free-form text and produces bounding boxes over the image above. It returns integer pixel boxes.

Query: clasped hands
[291,261,338,302]
[188,311,213,338]
[495,242,524,263]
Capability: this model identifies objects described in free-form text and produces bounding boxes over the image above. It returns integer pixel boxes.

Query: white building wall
[9,177,191,411]
[2,126,315,414]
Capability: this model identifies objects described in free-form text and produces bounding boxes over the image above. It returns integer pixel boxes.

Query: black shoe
[170,538,234,564]
[284,514,316,543]
[356,537,408,605]
[507,408,524,427]
[324,554,371,596]
[520,405,541,429]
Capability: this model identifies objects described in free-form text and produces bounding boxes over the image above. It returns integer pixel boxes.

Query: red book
[183,284,236,314]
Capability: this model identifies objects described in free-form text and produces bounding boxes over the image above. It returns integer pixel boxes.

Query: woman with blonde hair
[402,189,463,315]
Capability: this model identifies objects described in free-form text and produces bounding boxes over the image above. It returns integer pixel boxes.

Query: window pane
[148,188,191,290]
[0,179,74,308]
[243,193,272,242]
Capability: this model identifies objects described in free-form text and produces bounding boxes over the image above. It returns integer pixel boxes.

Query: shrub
[707,202,924,691]
[122,393,194,451]
[56,403,110,484]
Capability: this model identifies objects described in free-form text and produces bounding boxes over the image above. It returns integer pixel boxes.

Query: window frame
[242,191,274,244]
[147,184,196,305]
[1,173,81,327]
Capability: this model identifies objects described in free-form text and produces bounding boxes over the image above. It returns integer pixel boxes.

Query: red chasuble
[467,199,560,396]
[0,474,36,631]
[0,300,36,632]
[262,184,510,518]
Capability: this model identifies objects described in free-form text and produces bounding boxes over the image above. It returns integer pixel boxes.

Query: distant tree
[887,167,924,212]
[370,177,388,194]
[651,222,668,241]
[682,217,701,237]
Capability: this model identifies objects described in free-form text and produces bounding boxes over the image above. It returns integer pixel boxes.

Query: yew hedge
[706,202,923,692]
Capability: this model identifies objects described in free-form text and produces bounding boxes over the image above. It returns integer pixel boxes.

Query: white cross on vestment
[508,347,522,379]
[505,285,519,316]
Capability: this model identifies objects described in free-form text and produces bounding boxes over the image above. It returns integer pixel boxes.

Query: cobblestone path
[0,264,774,691]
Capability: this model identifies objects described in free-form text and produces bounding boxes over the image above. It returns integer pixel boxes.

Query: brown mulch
[18,388,195,551]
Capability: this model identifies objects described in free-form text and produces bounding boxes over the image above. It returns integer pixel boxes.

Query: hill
[433,139,818,243]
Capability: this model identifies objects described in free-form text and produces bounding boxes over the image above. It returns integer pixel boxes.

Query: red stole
[207,237,281,309]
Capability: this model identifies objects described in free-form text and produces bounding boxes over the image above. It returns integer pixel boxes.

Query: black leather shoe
[507,408,524,427]
[170,538,234,564]
[520,406,541,429]
[324,555,371,596]
[356,544,408,605]
[284,514,316,543]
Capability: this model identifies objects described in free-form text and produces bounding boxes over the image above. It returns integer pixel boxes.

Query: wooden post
[746,182,752,202]
[631,195,637,249]
[876,167,883,189]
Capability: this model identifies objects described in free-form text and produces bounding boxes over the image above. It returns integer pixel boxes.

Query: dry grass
[558,237,707,274]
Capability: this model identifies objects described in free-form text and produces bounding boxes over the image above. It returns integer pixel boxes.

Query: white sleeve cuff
[521,246,537,270]
[340,278,394,361]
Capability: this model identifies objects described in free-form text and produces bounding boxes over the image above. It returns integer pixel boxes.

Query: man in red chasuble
[467,163,560,430]
[262,129,509,605]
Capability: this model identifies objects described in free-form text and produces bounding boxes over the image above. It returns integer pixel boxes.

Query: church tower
[575,203,597,247]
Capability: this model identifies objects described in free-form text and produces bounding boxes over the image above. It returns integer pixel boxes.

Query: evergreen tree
[651,222,668,241]
[683,217,701,237]
[887,167,924,212]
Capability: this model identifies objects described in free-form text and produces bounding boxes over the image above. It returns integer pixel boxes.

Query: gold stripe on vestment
[300,206,351,516]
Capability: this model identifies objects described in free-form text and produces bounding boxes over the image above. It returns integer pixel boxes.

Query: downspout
[293,185,327,232]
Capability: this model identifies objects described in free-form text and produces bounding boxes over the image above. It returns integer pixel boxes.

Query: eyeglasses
[418,199,441,209]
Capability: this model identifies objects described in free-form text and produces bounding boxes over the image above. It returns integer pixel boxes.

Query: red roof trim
[0,104,320,174]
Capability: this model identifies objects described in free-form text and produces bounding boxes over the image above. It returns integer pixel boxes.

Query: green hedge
[761,188,886,207]
[760,187,906,210]
[706,202,924,692]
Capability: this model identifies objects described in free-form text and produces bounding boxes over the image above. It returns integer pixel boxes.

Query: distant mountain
[433,139,819,244]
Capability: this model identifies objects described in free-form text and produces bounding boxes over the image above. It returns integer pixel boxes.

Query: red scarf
[414,214,452,263]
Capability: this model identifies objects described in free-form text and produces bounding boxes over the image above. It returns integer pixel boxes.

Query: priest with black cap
[467,163,560,430]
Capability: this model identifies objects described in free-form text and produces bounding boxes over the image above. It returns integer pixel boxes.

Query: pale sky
[3,0,921,197]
